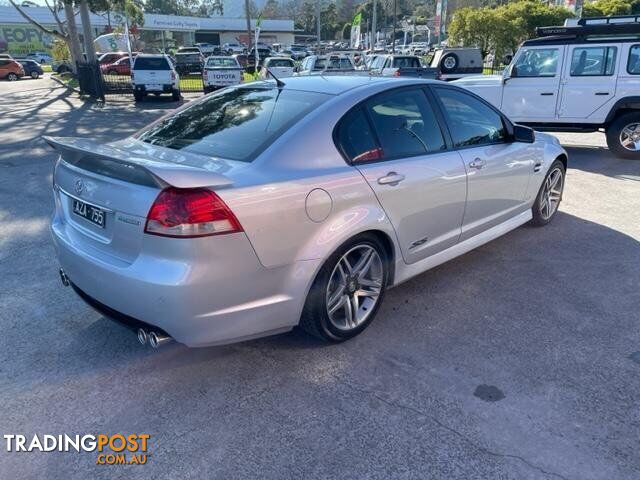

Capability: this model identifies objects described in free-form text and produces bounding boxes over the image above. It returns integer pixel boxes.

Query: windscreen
[134,57,169,70]
[137,86,330,162]
[206,57,239,68]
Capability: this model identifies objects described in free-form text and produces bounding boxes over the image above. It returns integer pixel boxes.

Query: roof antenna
[266,68,286,88]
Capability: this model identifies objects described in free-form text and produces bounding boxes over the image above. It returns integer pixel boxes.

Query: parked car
[296,54,356,75]
[368,54,438,78]
[194,43,219,56]
[46,76,567,348]
[0,58,24,81]
[176,46,202,55]
[233,54,249,69]
[101,56,131,76]
[408,42,429,55]
[202,56,243,93]
[26,51,53,64]
[259,56,296,79]
[429,48,483,80]
[246,47,273,73]
[18,59,44,79]
[288,45,308,61]
[174,50,204,75]
[223,43,246,55]
[131,54,180,102]
[98,52,137,66]
[454,15,640,159]
[52,59,73,74]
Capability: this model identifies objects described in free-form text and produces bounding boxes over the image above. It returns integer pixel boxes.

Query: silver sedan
[47,76,567,348]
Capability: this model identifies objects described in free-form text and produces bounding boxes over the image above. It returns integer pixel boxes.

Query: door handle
[469,158,486,169]
[377,172,405,186]
[540,92,554,96]
[595,92,610,96]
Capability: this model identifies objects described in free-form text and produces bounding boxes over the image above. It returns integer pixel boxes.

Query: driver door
[501,46,565,122]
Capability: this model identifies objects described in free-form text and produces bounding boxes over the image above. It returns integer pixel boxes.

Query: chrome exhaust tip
[137,328,148,345]
[59,268,70,287]
[149,331,172,349]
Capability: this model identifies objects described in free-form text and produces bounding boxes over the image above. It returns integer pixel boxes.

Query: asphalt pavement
[0,77,639,479]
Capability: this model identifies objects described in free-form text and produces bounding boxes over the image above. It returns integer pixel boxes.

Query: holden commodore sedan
[46,76,567,348]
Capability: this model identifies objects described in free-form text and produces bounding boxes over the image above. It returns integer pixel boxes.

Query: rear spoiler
[44,136,233,189]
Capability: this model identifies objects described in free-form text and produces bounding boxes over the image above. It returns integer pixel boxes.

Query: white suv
[454,16,640,159]
[131,54,181,102]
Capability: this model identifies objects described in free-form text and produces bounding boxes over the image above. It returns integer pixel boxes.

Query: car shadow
[563,145,640,181]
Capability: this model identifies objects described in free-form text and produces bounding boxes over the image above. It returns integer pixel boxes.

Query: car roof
[252,75,437,96]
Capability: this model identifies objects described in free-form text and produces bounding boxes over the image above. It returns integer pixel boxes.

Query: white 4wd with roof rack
[454,15,640,159]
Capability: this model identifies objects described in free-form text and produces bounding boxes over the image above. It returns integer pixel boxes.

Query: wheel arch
[604,97,640,125]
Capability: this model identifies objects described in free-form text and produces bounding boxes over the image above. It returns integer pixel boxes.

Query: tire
[529,159,565,227]
[30,71,39,79]
[7,72,18,81]
[606,112,640,160]
[440,53,459,73]
[133,91,143,102]
[172,89,181,101]
[299,233,389,342]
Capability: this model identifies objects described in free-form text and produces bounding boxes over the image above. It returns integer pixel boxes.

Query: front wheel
[530,160,565,226]
[606,112,640,160]
[30,71,39,79]
[299,234,388,342]
[7,73,18,81]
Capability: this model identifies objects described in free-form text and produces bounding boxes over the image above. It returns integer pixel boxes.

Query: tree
[321,2,340,40]
[583,0,632,17]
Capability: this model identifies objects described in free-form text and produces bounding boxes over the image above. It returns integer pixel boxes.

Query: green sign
[0,24,54,55]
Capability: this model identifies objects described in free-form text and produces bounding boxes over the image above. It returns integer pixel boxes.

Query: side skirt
[391,209,533,287]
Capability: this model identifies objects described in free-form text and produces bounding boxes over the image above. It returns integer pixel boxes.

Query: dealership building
[0,5,294,56]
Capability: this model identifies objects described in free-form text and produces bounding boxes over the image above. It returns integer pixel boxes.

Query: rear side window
[435,87,506,148]
[393,57,420,68]
[628,45,640,74]
[571,47,617,76]
[137,87,330,162]
[335,108,381,163]
[366,88,446,158]
[134,57,169,70]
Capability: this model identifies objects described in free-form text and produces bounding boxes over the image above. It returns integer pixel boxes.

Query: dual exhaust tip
[137,328,172,349]
[59,268,173,349]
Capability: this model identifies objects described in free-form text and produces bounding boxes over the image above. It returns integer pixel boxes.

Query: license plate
[146,84,162,91]
[72,199,105,228]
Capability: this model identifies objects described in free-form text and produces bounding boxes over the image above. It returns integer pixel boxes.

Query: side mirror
[513,124,535,143]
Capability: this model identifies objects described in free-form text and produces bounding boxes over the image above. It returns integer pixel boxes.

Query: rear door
[432,86,535,241]
[501,46,565,122]
[558,44,618,122]
[337,87,468,264]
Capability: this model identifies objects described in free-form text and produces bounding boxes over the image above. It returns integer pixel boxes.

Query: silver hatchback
[47,76,567,348]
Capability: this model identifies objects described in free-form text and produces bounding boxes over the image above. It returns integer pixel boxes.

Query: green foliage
[449,0,573,60]
[582,0,632,17]
[52,38,70,61]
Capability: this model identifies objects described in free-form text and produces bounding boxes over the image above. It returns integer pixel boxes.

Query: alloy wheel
[539,167,564,220]
[325,244,384,331]
[619,123,640,152]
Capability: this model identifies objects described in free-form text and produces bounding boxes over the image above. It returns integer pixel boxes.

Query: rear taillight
[144,187,243,238]
[171,71,176,81]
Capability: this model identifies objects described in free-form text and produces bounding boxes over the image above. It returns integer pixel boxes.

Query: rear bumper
[134,84,174,93]
[52,219,321,347]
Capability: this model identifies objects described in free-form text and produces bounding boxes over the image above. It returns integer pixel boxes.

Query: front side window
[435,88,507,148]
[628,45,640,74]
[513,48,559,77]
[366,88,446,158]
[571,47,617,76]
[137,87,330,162]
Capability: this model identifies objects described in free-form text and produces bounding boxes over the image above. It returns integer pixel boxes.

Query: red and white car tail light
[145,187,243,238]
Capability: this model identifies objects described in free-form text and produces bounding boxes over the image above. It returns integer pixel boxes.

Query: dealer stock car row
[46,76,567,348]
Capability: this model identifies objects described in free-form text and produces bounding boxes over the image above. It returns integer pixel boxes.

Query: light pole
[316,0,321,49]
[372,0,377,49]
[244,0,252,52]
[392,0,397,53]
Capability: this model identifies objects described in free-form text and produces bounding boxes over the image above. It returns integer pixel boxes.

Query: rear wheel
[606,112,640,160]
[530,160,565,226]
[7,72,18,81]
[30,71,39,79]
[300,233,388,342]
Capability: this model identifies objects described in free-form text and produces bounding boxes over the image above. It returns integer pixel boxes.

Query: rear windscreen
[134,57,169,70]
[394,57,421,68]
[268,59,294,67]
[137,86,330,162]
[206,57,239,67]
